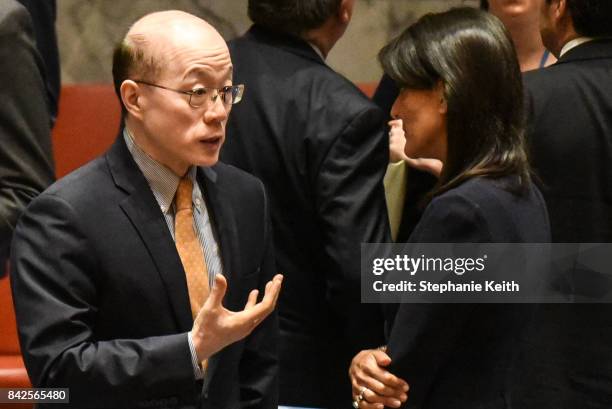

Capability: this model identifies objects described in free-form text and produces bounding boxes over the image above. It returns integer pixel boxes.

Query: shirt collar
[307,41,326,61]
[560,37,595,57]
[123,127,196,214]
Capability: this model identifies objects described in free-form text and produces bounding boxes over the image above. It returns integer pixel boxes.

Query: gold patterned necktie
[174,176,210,320]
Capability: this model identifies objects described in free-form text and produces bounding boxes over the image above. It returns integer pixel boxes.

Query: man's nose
[204,96,228,123]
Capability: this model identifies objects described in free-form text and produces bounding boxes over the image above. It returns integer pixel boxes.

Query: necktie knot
[176,177,193,211]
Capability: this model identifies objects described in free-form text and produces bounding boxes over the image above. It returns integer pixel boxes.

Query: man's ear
[120,80,144,119]
[551,0,566,21]
[338,0,354,24]
[550,0,576,41]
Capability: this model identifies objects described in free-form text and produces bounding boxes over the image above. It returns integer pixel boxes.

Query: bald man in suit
[11,11,282,409]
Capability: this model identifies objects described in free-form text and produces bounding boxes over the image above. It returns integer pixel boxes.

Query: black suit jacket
[222,25,390,408]
[514,39,612,408]
[10,136,278,409]
[525,39,612,242]
[372,73,399,122]
[385,177,550,409]
[0,0,54,271]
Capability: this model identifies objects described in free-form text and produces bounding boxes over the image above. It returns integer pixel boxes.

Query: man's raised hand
[192,273,283,361]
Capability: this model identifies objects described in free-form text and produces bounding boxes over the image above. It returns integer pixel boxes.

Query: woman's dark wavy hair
[379,7,531,198]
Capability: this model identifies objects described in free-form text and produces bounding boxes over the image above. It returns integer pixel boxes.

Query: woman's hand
[389,119,409,163]
[404,156,443,177]
[389,119,443,176]
[349,347,409,409]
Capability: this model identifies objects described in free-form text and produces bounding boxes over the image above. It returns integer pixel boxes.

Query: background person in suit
[525,0,612,242]
[11,10,282,409]
[221,1,390,407]
[514,0,612,407]
[349,8,550,409]
[16,0,61,125]
[0,0,54,275]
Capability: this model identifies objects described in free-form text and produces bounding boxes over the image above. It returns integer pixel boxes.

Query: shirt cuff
[187,331,205,380]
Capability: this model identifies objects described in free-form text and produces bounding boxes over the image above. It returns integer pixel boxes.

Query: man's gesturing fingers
[244,289,259,310]
[236,274,283,327]
[206,273,228,309]
[193,274,283,361]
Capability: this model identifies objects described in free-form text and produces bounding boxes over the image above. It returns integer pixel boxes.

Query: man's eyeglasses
[133,80,244,108]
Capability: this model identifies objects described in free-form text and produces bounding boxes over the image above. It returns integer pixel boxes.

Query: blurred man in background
[0,0,54,274]
[223,0,390,407]
[517,0,612,407]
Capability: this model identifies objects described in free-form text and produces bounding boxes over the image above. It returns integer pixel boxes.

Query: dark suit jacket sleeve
[10,193,198,408]
[315,105,390,351]
[239,179,278,409]
[0,1,54,268]
[386,194,490,408]
[372,74,399,121]
[16,0,60,123]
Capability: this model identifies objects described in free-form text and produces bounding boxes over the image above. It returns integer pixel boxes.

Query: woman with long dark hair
[349,8,550,409]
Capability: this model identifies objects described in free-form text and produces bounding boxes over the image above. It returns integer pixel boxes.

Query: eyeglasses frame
[132,80,244,108]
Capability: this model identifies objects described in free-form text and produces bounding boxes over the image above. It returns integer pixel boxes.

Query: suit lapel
[106,136,193,332]
[197,166,239,287]
[197,166,242,388]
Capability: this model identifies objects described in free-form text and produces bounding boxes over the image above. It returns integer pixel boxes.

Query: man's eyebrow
[182,65,234,82]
